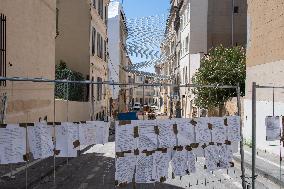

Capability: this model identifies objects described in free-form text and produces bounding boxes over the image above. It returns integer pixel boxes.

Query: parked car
[133,102,141,111]
[150,105,159,112]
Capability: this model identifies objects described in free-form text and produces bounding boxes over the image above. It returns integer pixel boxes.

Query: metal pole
[232,0,234,46]
[143,81,145,120]
[53,83,56,185]
[91,79,95,121]
[237,83,246,189]
[252,82,257,189]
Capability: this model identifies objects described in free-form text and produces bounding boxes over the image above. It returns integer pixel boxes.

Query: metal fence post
[252,82,257,189]
[237,83,246,189]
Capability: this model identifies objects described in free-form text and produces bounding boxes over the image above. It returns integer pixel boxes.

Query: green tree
[192,45,246,116]
[55,61,86,101]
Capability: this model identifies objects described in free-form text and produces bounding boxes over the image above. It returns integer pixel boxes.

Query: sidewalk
[234,145,284,187]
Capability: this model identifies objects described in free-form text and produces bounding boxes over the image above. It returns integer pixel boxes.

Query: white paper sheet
[210,117,226,143]
[265,116,281,141]
[187,151,196,173]
[0,124,26,164]
[152,151,171,181]
[175,119,195,146]
[204,145,220,172]
[115,154,136,184]
[157,121,176,148]
[115,124,136,152]
[219,145,233,169]
[135,154,155,183]
[171,150,188,176]
[27,123,53,159]
[87,121,110,144]
[196,117,211,143]
[79,123,96,147]
[227,116,241,142]
[55,122,79,157]
[137,120,158,151]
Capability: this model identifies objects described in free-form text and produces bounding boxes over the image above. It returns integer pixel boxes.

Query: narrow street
[27,142,278,189]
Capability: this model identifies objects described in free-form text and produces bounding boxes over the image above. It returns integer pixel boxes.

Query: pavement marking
[78,183,88,189]
[92,167,100,172]
[86,174,95,180]
[1,159,43,178]
[221,173,242,188]
[244,150,284,170]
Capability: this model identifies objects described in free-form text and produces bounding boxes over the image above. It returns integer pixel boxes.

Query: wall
[190,0,208,54]
[108,17,120,99]
[56,0,90,77]
[55,100,91,122]
[243,99,284,155]
[207,0,247,49]
[246,0,284,68]
[0,0,56,123]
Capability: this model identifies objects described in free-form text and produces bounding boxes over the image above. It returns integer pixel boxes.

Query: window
[93,0,96,9]
[0,14,7,86]
[97,33,103,59]
[97,77,102,101]
[98,0,103,19]
[56,8,59,37]
[234,6,239,13]
[92,27,96,56]
[185,36,189,52]
[104,6,108,25]
[104,40,107,62]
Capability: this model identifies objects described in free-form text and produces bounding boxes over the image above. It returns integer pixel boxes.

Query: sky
[119,0,171,73]
[121,0,170,19]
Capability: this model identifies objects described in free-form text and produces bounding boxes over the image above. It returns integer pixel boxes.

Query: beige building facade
[158,0,247,118]
[56,0,110,121]
[0,0,56,123]
[108,1,134,113]
[243,0,284,155]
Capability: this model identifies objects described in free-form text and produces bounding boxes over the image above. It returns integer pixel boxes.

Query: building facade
[0,0,56,123]
[243,0,284,155]
[108,1,134,113]
[56,0,110,121]
[158,0,247,118]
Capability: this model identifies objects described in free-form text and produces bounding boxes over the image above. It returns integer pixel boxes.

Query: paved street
[18,142,278,189]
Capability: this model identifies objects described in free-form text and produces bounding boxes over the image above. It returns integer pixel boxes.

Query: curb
[233,155,284,187]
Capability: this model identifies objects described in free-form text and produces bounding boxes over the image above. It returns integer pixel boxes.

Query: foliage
[55,61,86,101]
[192,45,246,110]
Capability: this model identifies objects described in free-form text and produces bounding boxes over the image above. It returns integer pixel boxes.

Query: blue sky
[122,0,170,19]
[120,0,170,73]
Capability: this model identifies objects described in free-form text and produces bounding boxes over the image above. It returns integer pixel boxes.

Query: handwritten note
[115,124,136,152]
[265,116,281,141]
[227,116,241,142]
[171,150,188,176]
[210,117,226,143]
[152,151,171,180]
[219,145,233,169]
[86,121,110,144]
[187,151,196,173]
[196,118,211,143]
[158,120,176,148]
[27,123,53,159]
[175,119,195,146]
[55,122,79,157]
[79,123,96,147]
[205,145,220,172]
[0,124,26,164]
[115,154,136,184]
[135,154,155,183]
[137,120,158,151]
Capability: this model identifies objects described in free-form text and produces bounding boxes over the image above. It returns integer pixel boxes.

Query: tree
[55,61,86,101]
[192,45,246,116]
